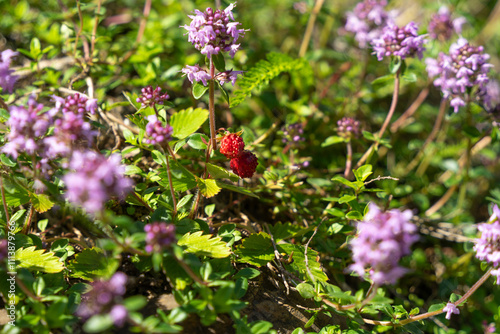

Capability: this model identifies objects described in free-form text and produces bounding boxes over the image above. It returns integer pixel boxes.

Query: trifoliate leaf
[15,246,64,273]
[178,231,231,258]
[67,247,119,281]
[234,232,275,267]
[197,178,221,198]
[171,108,209,139]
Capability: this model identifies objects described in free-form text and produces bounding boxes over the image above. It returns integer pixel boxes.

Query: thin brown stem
[390,86,430,133]
[425,184,458,216]
[356,71,400,168]
[304,218,325,283]
[298,0,325,57]
[90,0,103,61]
[131,192,154,213]
[209,59,217,150]
[405,98,448,174]
[344,141,353,178]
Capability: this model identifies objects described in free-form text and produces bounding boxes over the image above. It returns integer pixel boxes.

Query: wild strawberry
[230,150,258,178]
[220,133,245,159]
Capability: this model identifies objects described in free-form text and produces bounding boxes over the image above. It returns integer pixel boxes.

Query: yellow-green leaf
[197,178,221,198]
[29,193,54,213]
[15,246,64,273]
[178,231,231,258]
[171,108,209,140]
[67,248,120,281]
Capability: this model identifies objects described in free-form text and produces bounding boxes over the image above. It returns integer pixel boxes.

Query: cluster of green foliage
[0,1,500,334]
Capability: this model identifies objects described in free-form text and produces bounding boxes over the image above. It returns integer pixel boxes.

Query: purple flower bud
[144,222,176,253]
[337,117,361,139]
[144,115,173,145]
[371,22,427,61]
[181,3,247,58]
[52,93,98,115]
[348,203,418,285]
[181,64,212,86]
[0,49,19,93]
[136,86,170,108]
[215,70,244,86]
[428,6,466,41]
[282,123,305,145]
[443,302,460,320]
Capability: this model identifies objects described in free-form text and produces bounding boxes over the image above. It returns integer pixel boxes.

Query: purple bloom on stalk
[348,203,418,285]
[144,115,173,145]
[144,222,176,253]
[442,302,460,320]
[215,70,244,86]
[0,49,18,93]
[428,6,466,41]
[182,2,247,58]
[76,272,128,326]
[136,86,169,108]
[52,93,98,115]
[282,123,305,144]
[345,0,394,49]
[426,38,492,113]
[2,97,52,159]
[371,22,427,61]
[337,117,361,140]
[474,204,500,284]
[63,150,132,214]
[181,64,212,86]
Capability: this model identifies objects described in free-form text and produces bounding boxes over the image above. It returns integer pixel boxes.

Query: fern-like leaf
[230,52,312,108]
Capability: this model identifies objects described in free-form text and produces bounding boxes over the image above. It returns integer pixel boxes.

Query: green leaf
[230,52,312,108]
[296,282,316,299]
[389,57,402,74]
[212,53,226,72]
[29,193,54,213]
[321,135,345,147]
[234,232,275,267]
[267,222,313,241]
[331,175,357,189]
[338,194,357,204]
[217,80,230,105]
[171,108,209,140]
[428,303,446,312]
[123,296,148,312]
[192,82,209,99]
[353,165,373,182]
[197,178,221,198]
[0,154,16,167]
[278,243,328,282]
[345,211,363,220]
[83,314,114,333]
[161,160,197,192]
[234,268,261,280]
[178,231,231,258]
[362,131,376,142]
[206,163,239,181]
[216,181,259,198]
[67,248,120,281]
[371,74,393,85]
[402,72,417,82]
[15,246,64,273]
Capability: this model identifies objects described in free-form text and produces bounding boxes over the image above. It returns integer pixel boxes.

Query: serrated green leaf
[206,163,239,181]
[197,178,221,198]
[15,246,64,273]
[234,232,275,267]
[278,243,328,282]
[171,108,209,140]
[192,82,209,99]
[29,193,54,213]
[67,248,120,281]
[178,231,231,258]
[268,222,313,241]
[216,181,259,198]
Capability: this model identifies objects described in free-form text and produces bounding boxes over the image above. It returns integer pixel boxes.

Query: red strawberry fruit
[220,133,245,159]
[230,150,258,178]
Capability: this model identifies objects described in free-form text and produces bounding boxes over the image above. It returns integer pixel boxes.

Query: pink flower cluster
[136,86,169,108]
[144,222,176,253]
[144,115,173,146]
[372,22,427,61]
[349,203,419,285]
[0,50,18,93]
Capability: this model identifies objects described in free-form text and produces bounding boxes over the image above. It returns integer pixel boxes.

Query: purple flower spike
[428,6,466,42]
[345,0,395,49]
[426,38,493,113]
[144,115,173,145]
[215,70,244,86]
[348,203,418,285]
[181,64,212,86]
[443,302,460,320]
[136,86,170,108]
[474,204,500,284]
[63,151,132,214]
[371,22,427,61]
[76,272,128,326]
[0,49,19,93]
[144,222,176,253]
[182,2,247,58]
